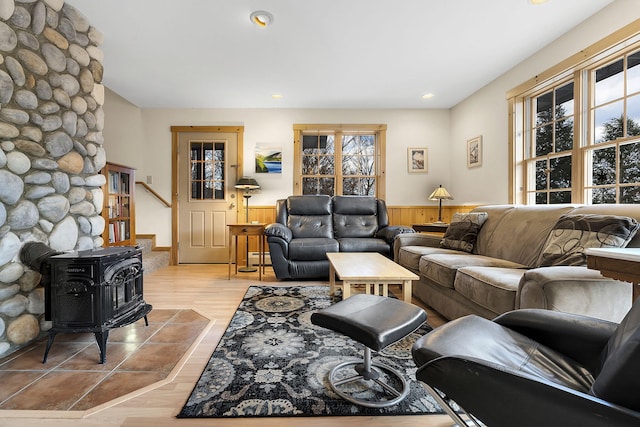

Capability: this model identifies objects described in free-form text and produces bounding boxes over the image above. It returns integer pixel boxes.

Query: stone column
[0,0,106,357]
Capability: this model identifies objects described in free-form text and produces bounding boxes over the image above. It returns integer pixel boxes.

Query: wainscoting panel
[244,204,477,245]
[231,204,478,264]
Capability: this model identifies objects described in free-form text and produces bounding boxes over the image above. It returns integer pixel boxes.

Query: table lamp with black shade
[429,185,453,224]
[234,177,260,272]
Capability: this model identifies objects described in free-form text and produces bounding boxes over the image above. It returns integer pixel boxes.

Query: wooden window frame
[508,19,640,204]
[292,124,387,199]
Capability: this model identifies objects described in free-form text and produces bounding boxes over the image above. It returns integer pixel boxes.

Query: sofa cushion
[537,214,640,267]
[454,267,526,315]
[398,245,462,270]
[288,238,339,261]
[333,214,378,238]
[420,253,527,289]
[333,196,379,238]
[287,195,332,215]
[440,212,488,253]
[286,195,334,239]
[473,205,577,267]
[338,237,390,255]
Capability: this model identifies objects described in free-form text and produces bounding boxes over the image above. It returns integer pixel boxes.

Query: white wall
[101,0,640,247]
[102,104,451,246]
[449,0,640,205]
[102,89,146,166]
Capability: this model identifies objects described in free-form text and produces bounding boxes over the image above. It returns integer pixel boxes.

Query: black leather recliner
[411,299,640,427]
[264,195,414,280]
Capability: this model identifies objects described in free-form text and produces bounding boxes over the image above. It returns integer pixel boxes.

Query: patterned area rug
[177,286,443,418]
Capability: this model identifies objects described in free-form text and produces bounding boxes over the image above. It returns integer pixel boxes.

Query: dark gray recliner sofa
[265,195,414,280]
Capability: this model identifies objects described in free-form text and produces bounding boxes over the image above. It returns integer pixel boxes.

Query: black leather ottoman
[311,294,427,407]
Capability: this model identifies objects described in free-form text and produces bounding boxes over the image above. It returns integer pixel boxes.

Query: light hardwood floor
[0,264,452,427]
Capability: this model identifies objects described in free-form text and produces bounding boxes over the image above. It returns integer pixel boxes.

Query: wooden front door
[175,128,241,263]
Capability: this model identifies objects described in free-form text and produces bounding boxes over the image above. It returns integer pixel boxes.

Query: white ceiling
[64,0,613,109]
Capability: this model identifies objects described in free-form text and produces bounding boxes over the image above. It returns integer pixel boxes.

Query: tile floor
[0,309,210,412]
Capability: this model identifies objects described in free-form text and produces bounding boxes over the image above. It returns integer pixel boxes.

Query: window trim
[292,124,387,199]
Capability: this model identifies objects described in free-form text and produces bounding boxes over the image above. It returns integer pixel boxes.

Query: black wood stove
[21,243,152,364]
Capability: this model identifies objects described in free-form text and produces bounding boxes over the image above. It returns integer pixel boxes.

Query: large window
[293,124,386,198]
[527,81,575,204]
[511,26,640,205]
[586,50,640,204]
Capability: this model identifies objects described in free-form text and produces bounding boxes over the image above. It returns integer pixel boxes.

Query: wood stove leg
[144,315,149,326]
[94,330,109,364]
[42,331,57,363]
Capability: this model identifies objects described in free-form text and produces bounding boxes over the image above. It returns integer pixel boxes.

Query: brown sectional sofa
[395,204,640,323]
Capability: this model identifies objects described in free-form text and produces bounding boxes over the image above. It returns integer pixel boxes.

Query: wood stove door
[178,131,238,263]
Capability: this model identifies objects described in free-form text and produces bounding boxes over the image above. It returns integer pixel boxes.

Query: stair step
[135,235,170,274]
[137,238,153,255]
[142,250,170,275]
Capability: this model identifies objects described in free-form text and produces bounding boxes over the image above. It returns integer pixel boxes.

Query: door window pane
[190,141,225,200]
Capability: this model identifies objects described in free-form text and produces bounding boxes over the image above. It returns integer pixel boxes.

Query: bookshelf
[102,162,136,246]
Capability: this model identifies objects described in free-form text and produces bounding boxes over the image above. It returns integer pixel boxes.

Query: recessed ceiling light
[529,0,549,4]
[271,94,283,99]
[422,93,435,99]
[250,11,273,27]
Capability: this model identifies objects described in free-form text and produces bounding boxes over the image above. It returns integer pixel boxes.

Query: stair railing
[135,181,171,208]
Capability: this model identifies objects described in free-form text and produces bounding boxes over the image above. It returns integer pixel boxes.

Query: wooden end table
[412,223,449,234]
[586,247,640,302]
[228,223,265,280]
[326,252,418,303]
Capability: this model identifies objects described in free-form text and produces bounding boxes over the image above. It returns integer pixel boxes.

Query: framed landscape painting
[467,136,482,168]
[408,148,428,173]
[255,144,282,173]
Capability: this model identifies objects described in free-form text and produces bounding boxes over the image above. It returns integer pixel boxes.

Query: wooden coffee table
[326,252,418,303]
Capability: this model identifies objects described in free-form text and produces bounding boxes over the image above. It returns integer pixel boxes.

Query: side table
[228,223,265,280]
[585,247,640,302]
[412,223,449,234]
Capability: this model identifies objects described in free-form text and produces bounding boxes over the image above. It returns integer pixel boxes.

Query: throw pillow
[537,214,640,267]
[440,212,489,253]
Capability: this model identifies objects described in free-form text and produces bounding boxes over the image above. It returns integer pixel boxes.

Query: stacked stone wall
[0,0,105,357]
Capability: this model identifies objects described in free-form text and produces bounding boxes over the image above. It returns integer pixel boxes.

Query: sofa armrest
[494,308,617,372]
[517,266,632,323]
[265,223,292,243]
[393,232,442,261]
[376,225,415,245]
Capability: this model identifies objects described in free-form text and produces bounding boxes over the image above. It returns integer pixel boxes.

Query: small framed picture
[408,148,428,173]
[467,136,482,168]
